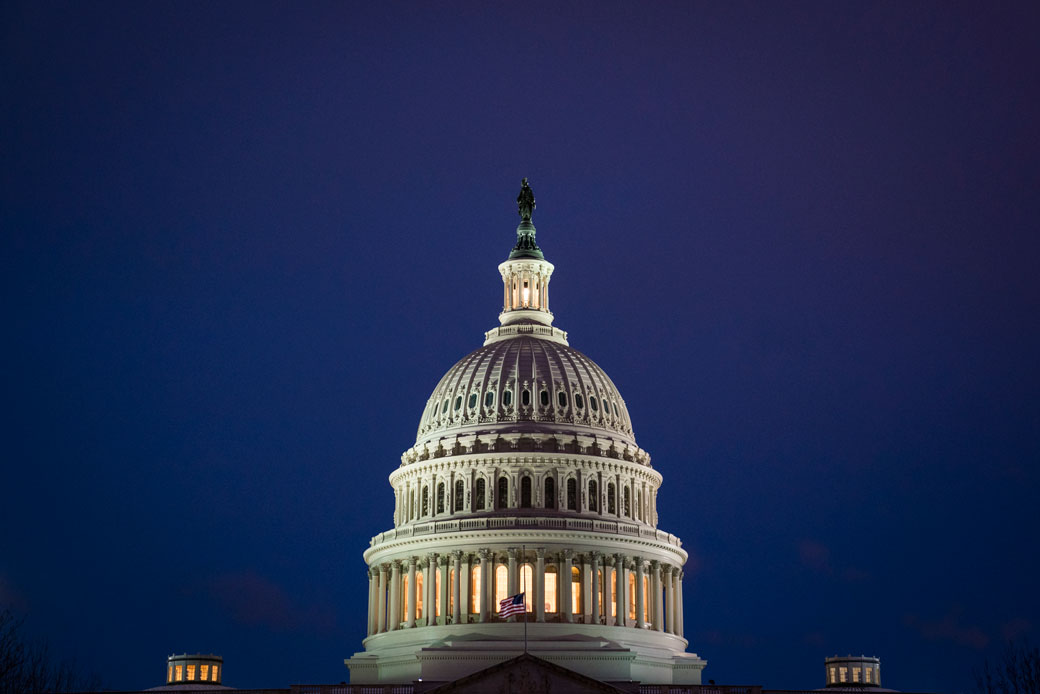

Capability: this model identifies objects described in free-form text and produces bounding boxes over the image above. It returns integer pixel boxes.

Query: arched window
[436,483,445,514]
[544,566,558,613]
[470,565,481,614]
[520,476,532,508]
[434,567,441,618]
[468,393,477,409]
[495,564,509,614]
[484,391,494,408]
[422,486,429,516]
[454,479,464,512]
[454,395,462,411]
[540,390,549,407]
[596,568,604,621]
[442,398,449,414]
[475,478,486,510]
[566,478,577,510]
[623,486,631,517]
[558,391,568,408]
[521,390,531,407]
[643,574,650,622]
[497,476,509,509]
[448,568,455,617]
[628,573,636,620]
[571,566,582,614]
[607,482,616,515]
[520,564,534,612]
[544,477,556,509]
[503,390,513,407]
[416,571,424,619]
[590,396,598,411]
[575,393,584,409]
[588,480,599,512]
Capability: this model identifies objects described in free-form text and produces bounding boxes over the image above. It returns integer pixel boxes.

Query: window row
[431,390,622,419]
[167,664,219,683]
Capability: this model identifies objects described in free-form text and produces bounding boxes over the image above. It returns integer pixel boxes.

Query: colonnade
[366,547,684,639]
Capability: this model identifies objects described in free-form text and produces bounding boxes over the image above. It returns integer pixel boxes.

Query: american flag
[498,592,526,617]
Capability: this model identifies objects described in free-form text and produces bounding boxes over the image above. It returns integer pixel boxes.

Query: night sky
[2,2,1038,693]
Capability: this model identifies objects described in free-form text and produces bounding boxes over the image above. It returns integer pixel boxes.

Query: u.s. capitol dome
[346,180,705,686]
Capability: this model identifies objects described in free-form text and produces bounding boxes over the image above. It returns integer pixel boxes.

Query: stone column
[439,556,449,626]
[590,553,601,625]
[603,554,615,626]
[389,561,402,631]
[507,548,518,597]
[535,548,546,623]
[581,554,592,623]
[615,553,627,627]
[406,558,417,628]
[673,574,682,636]
[561,550,574,623]
[651,560,664,632]
[452,551,462,624]
[424,554,436,626]
[479,549,490,622]
[377,564,388,633]
[366,567,377,636]
[635,557,645,629]
[461,553,471,624]
[665,566,676,635]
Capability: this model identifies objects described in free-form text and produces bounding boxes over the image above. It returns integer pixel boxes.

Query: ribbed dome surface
[416,336,635,447]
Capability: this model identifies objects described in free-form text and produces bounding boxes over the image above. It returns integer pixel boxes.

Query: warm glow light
[402,575,409,618]
[416,571,424,619]
[211,665,218,681]
[187,665,195,681]
[175,665,183,682]
[471,566,481,613]
[544,568,558,612]
[520,564,534,612]
[168,665,173,683]
[200,665,209,681]
[571,566,581,614]
[495,565,508,612]
[435,568,441,617]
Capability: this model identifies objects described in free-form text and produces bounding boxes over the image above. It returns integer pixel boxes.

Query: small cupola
[499,178,556,327]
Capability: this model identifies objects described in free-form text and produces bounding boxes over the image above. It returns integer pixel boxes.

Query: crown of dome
[415,335,636,449]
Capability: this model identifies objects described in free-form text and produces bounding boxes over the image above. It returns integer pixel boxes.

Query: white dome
[415,335,636,450]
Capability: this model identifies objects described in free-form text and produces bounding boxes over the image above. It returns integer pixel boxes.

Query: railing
[371,517,682,549]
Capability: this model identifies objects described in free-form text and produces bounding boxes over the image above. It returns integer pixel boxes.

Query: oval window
[590,396,598,411]
[485,391,495,408]
[540,390,549,407]
[503,390,513,406]
[575,394,584,409]
[454,396,462,411]
[521,390,531,407]
[613,402,619,416]
[468,393,478,409]
[558,392,568,408]
[442,399,449,414]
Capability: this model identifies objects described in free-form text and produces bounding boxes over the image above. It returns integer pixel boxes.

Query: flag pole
[523,544,528,654]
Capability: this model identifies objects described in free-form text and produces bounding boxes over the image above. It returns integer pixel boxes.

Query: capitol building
[345,180,706,686]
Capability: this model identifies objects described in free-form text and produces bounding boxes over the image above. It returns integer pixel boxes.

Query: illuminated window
[865,668,872,683]
[168,665,173,683]
[566,478,577,510]
[540,390,549,407]
[558,392,568,408]
[839,667,847,683]
[498,476,508,508]
[211,665,218,681]
[454,396,462,411]
[416,571,424,618]
[437,483,445,513]
[175,665,183,682]
[485,391,494,408]
[468,393,477,409]
[454,480,464,512]
[521,476,532,507]
[448,569,454,615]
[475,478,486,509]
[590,396,598,411]
[520,564,534,612]
[521,389,531,407]
[588,480,598,512]
[571,566,581,614]
[575,393,584,409]
[471,566,481,613]
[607,482,616,514]
[611,571,617,616]
[495,565,509,612]
[829,667,836,683]
[544,477,556,509]
[503,390,513,407]
[200,665,209,681]
[853,668,860,683]
[187,665,196,681]
[434,568,441,617]
[628,573,636,620]
[544,567,558,612]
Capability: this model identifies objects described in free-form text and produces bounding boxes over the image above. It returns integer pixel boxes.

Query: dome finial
[517,177,535,221]
[510,178,543,260]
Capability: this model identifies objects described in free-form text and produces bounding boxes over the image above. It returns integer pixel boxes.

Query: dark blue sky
[2,2,1038,692]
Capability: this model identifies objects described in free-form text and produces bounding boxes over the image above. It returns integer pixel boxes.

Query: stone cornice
[390,452,661,486]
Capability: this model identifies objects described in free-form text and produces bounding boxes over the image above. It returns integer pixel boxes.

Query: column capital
[379,563,390,575]
[591,552,601,564]
[452,550,464,561]
[650,559,660,570]
[507,547,518,558]
[535,547,546,559]
[391,559,402,570]
[478,548,491,560]
[438,555,449,567]
[408,556,417,568]
[562,549,573,560]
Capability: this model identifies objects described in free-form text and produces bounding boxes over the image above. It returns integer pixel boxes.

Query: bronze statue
[517,178,536,221]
